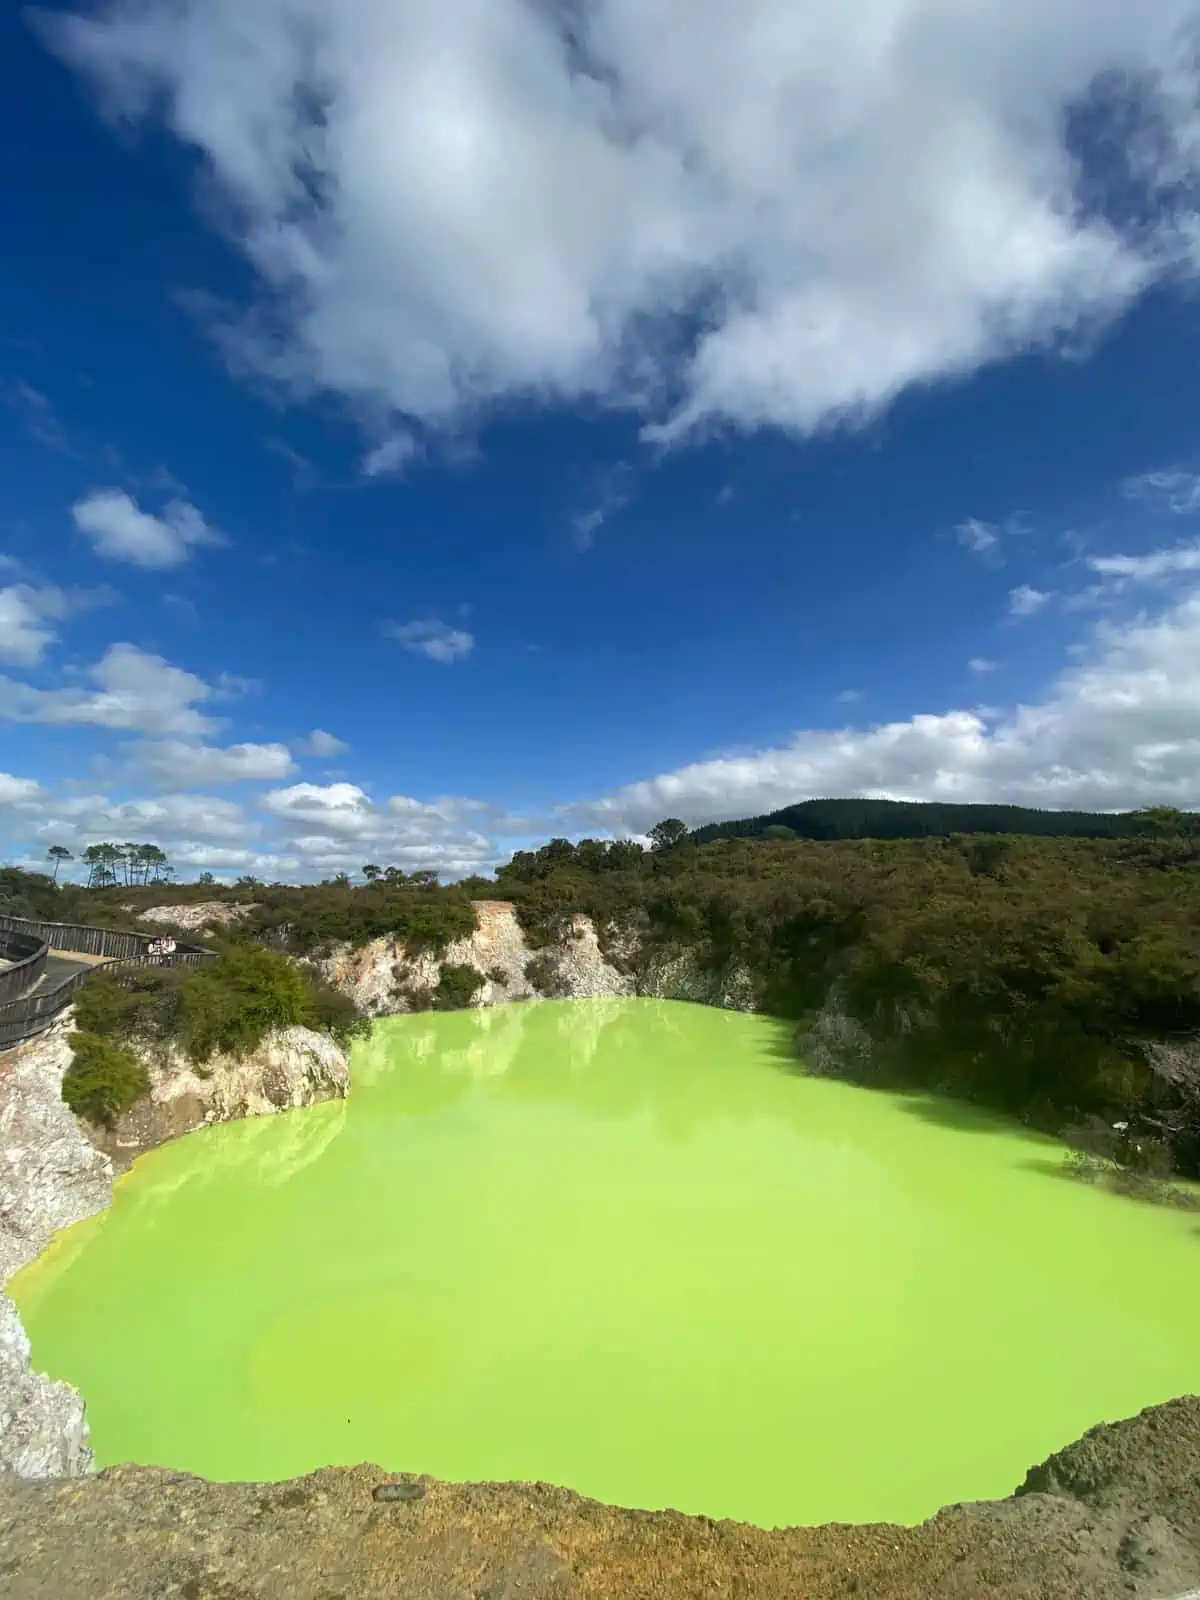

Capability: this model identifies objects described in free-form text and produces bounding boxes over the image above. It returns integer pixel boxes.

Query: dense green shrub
[245,883,477,957]
[75,965,183,1043]
[63,1032,149,1127]
[76,946,369,1064]
[434,963,484,1010]
[175,944,323,1061]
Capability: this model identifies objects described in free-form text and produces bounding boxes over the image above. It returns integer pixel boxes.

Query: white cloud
[361,431,419,478]
[29,790,255,847]
[954,513,1033,564]
[0,774,45,809]
[969,657,999,675]
[260,782,504,876]
[1009,584,1053,617]
[72,488,223,568]
[1087,540,1200,584]
[130,739,298,786]
[1123,469,1200,515]
[570,463,635,551]
[0,642,220,736]
[262,782,379,835]
[562,582,1200,832]
[955,518,1000,558]
[39,0,1200,446]
[384,618,475,664]
[299,728,349,758]
[0,584,75,666]
[167,844,299,875]
[836,689,862,705]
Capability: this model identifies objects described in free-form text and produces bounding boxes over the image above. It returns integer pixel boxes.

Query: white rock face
[125,901,257,933]
[0,1298,93,1478]
[0,1020,113,1479]
[320,901,635,1014]
[138,1025,350,1124]
[553,916,637,1000]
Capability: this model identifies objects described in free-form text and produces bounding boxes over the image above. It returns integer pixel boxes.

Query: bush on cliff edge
[63,1032,149,1127]
[75,944,369,1068]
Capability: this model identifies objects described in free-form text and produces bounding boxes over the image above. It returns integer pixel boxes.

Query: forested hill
[687,798,1187,844]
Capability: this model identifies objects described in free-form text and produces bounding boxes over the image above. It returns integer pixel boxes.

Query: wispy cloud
[953,512,1031,564]
[383,618,475,664]
[955,517,1000,558]
[570,463,635,552]
[361,430,420,479]
[1123,470,1200,515]
[298,728,349,757]
[264,438,316,490]
[0,380,74,455]
[1087,540,1200,585]
[1008,584,1052,618]
[968,657,998,675]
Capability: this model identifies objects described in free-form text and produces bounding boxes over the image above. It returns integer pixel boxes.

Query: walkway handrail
[0,928,48,1006]
[0,912,213,962]
[0,911,217,1052]
[0,969,92,1052]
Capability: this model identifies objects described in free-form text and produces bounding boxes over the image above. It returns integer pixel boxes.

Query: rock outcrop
[123,900,258,933]
[2,1396,1199,1599]
[93,1024,351,1169]
[639,942,760,1009]
[319,901,767,1015]
[0,1020,112,1480]
[0,1017,350,1480]
[319,901,635,1014]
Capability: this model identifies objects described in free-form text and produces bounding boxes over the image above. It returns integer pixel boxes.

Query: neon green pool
[12,999,1200,1527]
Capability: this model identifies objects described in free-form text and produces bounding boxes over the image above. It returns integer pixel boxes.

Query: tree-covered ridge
[495,827,1200,1175]
[687,797,1200,844]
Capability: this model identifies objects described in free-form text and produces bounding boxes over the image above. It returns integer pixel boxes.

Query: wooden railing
[0,927,48,1005]
[0,969,94,1052]
[0,913,169,961]
[0,913,217,1052]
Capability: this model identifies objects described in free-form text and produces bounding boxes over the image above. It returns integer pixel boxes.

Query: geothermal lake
[12,999,1200,1527]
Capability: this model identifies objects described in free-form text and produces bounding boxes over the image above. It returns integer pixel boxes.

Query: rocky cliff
[1,1396,1199,1599]
[0,1021,111,1480]
[319,899,760,1015]
[94,1024,350,1169]
[0,1016,350,1480]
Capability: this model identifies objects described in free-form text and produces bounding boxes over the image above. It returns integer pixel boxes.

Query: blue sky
[5,0,1200,881]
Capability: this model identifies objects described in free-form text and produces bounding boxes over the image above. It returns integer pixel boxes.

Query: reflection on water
[12,999,1200,1530]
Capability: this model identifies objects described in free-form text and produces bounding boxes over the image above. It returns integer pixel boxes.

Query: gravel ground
[2,1396,1199,1599]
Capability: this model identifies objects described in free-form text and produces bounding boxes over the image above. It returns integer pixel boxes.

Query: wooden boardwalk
[0,914,215,1052]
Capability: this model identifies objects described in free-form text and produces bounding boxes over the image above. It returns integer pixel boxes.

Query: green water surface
[12,999,1200,1527]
